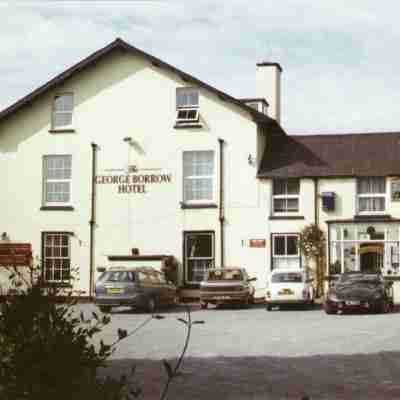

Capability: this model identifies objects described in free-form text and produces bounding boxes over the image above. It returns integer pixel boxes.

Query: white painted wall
[0,49,271,297]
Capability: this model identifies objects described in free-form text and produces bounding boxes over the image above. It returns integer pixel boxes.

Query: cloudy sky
[2,1,400,134]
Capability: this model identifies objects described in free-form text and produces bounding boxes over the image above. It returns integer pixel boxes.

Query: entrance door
[359,243,384,273]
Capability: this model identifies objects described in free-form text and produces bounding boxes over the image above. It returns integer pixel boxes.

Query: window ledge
[180,203,218,209]
[49,128,76,133]
[173,123,203,129]
[269,215,304,220]
[40,206,74,211]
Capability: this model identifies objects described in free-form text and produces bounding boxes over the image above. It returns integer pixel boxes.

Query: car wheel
[146,297,156,314]
[266,304,272,311]
[324,303,337,315]
[200,301,208,309]
[242,295,250,309]
[99,306,111,313]
[378,299,390,314]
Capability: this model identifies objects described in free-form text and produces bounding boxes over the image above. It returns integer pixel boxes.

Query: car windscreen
[101,271,135,283]
[338,274,380,285]
[207,270,243,281]
[271,272,303,283]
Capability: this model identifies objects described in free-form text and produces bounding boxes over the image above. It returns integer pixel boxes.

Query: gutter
[89,142,98,299]
[218,138,225,268]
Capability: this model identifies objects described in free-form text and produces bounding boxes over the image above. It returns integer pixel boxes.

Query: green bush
[0,269,131,400]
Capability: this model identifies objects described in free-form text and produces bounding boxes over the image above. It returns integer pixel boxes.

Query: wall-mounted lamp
[123,137,133,143]
[248,154,255,166]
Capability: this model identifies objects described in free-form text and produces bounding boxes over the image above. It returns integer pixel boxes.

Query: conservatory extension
[328,222,400,277]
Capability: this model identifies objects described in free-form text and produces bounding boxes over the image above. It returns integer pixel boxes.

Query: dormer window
[176,88,200,125]
[52,93,74,130]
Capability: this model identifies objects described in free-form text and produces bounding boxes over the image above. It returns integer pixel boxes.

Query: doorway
[359,243,384,273]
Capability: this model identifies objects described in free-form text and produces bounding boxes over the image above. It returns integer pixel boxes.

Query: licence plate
[107,288,123,294]
[278,289,294,295]
[346,300,360,306]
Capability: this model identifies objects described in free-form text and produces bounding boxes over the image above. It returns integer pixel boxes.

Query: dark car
[199,267,257,309]
[324,272,394,314]
[94,266,178,313]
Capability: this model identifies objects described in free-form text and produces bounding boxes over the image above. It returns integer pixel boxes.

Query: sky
[2,1,400,134]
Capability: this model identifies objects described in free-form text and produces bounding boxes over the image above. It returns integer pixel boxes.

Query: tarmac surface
[78,302,400,399]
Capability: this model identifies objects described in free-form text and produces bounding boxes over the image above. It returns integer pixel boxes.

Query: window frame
[272,178,300,215]
[52,93,74,130]
[356,177,387,215]
[41,232,71,284]
[271,233,301,270]
[175,87,200,125]
[182,150,215,204]
[184,231,215,284]
[42,155,72,207]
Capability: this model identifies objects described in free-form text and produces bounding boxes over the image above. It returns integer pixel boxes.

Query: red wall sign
[0,243,32,266]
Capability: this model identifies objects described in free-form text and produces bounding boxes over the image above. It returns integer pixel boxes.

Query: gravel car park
[76,302,400,399]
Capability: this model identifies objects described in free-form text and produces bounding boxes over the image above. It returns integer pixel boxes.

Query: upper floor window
[357,177,386,213]
[273,179,300,214]
[52,93,73,129]
[183,151,214,203]
[43,155,72,206]
[176,88,199,124]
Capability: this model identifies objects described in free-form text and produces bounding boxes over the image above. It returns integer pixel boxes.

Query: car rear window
[271,272,303,283]
[207,269,243,281]
[102,271,135,283]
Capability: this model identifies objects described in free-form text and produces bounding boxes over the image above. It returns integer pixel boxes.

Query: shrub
[0,267,130,400]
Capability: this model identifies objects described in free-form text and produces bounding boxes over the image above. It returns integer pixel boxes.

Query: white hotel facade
[2,38,400,301]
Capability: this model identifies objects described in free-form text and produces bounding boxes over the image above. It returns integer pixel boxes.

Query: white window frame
[42,232,71,283]
[183,150,215,204]
[52,93,74,130]
[176,88,200,125]
[272,179,300,215]
[272,234,301,270]
[357,177,387,215]
[184,231,215,284]
[42,155,72,207]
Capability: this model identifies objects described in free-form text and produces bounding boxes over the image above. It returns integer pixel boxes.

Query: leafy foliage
[299,224,326,296]
[299,224,325,258]
[0,266,132,400]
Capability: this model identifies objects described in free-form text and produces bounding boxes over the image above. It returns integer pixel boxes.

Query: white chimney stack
[256,62,282,123]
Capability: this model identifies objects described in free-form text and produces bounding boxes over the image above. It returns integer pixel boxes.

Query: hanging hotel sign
[0,243,32,266]
[95,165,172,194]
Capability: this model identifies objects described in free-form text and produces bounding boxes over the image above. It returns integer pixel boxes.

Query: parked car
[266,269,314,310]
[324,272,394,314]
[94,266,178,313]
[199,267,256,309]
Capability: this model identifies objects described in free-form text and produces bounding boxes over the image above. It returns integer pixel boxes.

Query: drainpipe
[218,138,225,268]
[313,177,319,226]
[89,142,98,299]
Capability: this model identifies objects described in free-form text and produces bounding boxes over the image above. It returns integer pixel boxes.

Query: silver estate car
[94,266,178,313]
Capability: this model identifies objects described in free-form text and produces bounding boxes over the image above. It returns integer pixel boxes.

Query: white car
[266,269,314,310]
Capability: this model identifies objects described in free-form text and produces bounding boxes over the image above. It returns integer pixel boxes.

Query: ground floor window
[272,234,301,270]
[329,223,400,276]
[42,232,71,282]
[184,231,214,283]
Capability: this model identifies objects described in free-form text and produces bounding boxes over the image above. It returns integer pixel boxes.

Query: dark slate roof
[0,38,284,135]
[258,132,400,178]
